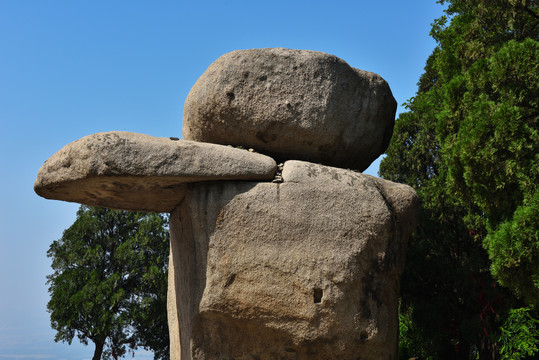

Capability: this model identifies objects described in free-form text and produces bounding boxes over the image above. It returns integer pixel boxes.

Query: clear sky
[0,1,444,359]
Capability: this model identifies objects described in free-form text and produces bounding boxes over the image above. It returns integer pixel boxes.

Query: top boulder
[183,48,397,171]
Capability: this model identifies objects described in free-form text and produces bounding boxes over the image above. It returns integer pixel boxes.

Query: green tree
[46,205,170,360]
[381,0,538,358]
[383,83,503,358]
[498,307,539,360]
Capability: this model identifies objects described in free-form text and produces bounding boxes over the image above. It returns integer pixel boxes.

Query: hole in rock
[360,331,369,341]
[313,288,323,303]
[224,274,236,288]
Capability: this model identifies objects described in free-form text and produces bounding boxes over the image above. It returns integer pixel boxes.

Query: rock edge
[34,131,277,212]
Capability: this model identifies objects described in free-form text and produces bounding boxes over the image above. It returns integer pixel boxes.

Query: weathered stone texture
[168,161,418,360]
[183,48,397,171]
[34,131,277,212]
[34,48,418,360]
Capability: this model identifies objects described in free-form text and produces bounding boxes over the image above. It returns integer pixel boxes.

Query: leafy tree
[498,307,539,360]
[47,205,170,360]
[381,0,538,358]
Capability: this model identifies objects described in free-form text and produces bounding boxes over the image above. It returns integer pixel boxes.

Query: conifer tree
[381,1,538,358]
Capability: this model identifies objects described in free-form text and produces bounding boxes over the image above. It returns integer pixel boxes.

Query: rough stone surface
[168,160,418,360]
[183,48,397,171]
[34,47,416,360]
[34,131,277,212]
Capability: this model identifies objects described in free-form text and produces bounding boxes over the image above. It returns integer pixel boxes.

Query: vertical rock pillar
[166,162,417,359]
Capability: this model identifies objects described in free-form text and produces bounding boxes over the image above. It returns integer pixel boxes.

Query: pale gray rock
[183,48,397,171]
[167,160,418,360]
[34,131,277,212]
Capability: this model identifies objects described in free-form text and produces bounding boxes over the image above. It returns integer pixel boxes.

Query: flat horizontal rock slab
[34,131,277,212]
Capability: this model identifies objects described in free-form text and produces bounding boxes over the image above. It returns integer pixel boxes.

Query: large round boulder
[183,48,397,171]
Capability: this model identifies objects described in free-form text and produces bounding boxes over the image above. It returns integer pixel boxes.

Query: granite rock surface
[183,48,397,171]
[34,131,277,212]
[167,161,418,360]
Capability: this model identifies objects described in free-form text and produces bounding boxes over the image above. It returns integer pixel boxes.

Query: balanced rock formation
[35,48,418,360]
[183,48,397,171]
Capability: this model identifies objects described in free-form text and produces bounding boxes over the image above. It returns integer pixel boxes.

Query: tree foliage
[381,0,538,358]
[47,205,170,360]
[499,307,539,360]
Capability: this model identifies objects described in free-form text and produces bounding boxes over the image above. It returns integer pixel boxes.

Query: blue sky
[0,1,444,359]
